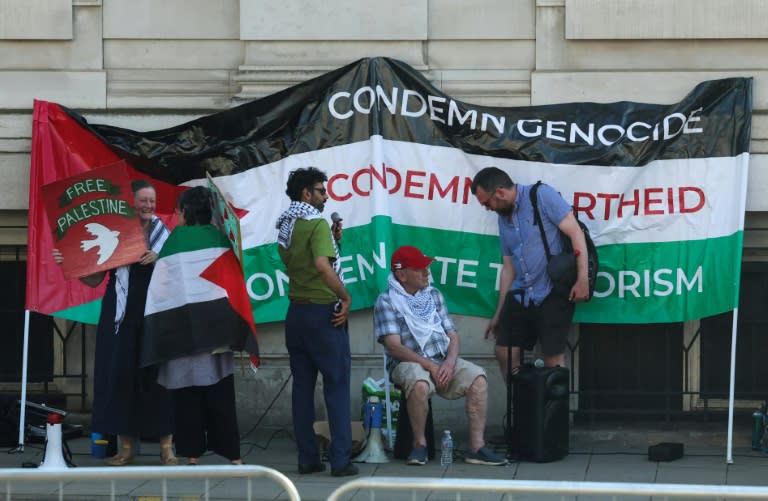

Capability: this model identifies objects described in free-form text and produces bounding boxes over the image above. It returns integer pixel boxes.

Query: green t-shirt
[278,218,338,304]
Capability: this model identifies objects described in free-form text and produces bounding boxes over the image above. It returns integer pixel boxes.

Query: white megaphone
[353,396,389,464]
[39,413,68,470]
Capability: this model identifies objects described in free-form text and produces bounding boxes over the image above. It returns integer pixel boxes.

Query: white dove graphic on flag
[81,223,121,265]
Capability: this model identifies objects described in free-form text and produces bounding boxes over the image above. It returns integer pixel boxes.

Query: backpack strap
[529,181,553,261]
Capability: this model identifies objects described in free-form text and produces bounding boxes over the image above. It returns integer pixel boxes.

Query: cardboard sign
[207,172,244,264]
[41,161,147,279]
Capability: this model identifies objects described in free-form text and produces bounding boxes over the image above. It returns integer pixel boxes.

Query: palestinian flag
[141,225,260,370]
[27,101,185,324]
[28,57,752,325]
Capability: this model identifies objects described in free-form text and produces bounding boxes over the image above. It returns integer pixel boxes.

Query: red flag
[27,100,184,322]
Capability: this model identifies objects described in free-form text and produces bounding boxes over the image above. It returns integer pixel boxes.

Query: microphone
[330,212,343,246]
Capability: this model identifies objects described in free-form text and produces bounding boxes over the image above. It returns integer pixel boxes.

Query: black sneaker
[406,445,428,465]
[298,463,326,474]
[464,446,508,466]
[330,463,359,477]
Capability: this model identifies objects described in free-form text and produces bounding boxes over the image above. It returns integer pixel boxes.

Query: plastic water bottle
[440,430,453,466]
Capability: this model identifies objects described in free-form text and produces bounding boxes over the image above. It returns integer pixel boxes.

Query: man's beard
[495,203,514,217]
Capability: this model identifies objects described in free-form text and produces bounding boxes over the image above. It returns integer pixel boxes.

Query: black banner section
[63,58,752,185]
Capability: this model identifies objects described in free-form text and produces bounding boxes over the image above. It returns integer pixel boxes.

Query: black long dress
[91,262,174,438]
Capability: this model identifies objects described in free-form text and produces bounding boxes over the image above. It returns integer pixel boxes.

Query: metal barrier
[328,476,768,500]
[0,465,300,501]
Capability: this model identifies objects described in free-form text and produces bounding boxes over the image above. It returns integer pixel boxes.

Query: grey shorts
[391,357,486,400]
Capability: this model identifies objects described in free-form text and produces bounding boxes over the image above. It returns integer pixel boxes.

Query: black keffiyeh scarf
[114,215,168,334]
[276,201,343,279]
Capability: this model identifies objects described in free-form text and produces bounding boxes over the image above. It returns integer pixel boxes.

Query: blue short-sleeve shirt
[498,183,572,306]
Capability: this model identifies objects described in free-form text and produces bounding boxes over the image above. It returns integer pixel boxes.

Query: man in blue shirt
[471,167,588,376]
[374,245,507,467]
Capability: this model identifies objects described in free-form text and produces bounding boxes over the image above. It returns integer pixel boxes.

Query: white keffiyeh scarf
[275,201,343,279]
[387,273,445,352]
[113,215,168,334]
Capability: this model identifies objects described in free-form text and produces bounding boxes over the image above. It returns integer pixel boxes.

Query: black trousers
[171,374,241,461]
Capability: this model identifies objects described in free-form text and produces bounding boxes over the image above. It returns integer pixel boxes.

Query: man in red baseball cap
[374,245,507,466]
[390,245,433,271]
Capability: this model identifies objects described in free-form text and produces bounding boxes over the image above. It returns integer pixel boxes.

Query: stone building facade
[2,0,767,429]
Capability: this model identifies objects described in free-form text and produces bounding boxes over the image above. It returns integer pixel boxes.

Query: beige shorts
[391,358,486,401]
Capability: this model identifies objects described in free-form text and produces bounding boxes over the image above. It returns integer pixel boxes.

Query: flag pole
[727,152,751,464]
[16,309,31,451]
[726,307,739,464]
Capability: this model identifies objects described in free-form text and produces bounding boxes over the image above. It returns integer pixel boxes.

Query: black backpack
[530,181,599,300]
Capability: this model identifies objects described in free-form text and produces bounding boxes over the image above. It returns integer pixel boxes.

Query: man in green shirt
[276,166,357,477]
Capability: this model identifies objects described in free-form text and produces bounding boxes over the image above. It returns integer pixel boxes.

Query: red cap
[391,246,433,271]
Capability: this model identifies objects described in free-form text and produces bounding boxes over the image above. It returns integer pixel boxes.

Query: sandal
[106,445,134,466]
[160,442,178,466]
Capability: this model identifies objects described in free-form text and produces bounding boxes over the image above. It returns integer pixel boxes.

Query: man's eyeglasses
[476,187,498,208]
[312,187,327,196]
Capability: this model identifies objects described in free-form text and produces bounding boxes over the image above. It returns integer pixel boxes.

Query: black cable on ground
[239,428,295,458]
[237,373,295,457]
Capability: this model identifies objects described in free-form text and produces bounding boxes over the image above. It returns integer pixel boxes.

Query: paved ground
[2,423,768,500]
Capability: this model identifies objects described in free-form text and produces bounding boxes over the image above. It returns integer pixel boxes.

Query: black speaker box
[512,365,570,462]
[648,442,684,461]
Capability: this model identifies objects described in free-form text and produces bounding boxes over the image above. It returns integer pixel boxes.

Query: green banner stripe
[574,233,743,323]
[243,216,742,325]
[243,216,498,323]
